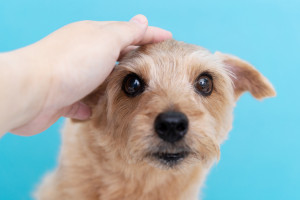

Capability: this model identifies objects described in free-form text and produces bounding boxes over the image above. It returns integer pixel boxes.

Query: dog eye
[194,74,213,96]
[122,73,145,97]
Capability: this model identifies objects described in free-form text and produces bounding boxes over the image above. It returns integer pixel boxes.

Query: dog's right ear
[215,52,276,100]
[70,82,107,123]
[81,81,108,108]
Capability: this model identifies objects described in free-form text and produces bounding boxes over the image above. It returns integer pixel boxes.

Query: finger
[135,26,172,46]
[106,15,172,50]
[117,28,173,60]
[62,102,91,120]
[118,45,139,60]
[128,15,173,46]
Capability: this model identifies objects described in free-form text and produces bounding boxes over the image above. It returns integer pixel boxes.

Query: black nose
[154,111,189,143]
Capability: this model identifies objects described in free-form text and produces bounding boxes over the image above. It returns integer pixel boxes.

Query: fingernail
[130,14,148,25]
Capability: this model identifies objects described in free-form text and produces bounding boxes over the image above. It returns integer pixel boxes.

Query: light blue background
[0,0,299,199]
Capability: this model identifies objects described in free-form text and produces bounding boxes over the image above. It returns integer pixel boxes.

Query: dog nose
[154,111,188,143]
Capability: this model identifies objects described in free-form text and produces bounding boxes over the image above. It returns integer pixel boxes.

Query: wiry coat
[35,40,275,200]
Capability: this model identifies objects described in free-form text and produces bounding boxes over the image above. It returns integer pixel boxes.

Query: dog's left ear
[215,52,276,100]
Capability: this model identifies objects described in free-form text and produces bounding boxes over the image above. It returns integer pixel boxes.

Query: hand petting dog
[0,14,276,200]
[0,15,172,136]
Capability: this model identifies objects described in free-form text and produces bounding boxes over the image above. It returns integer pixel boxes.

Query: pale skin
[0,14,172,137]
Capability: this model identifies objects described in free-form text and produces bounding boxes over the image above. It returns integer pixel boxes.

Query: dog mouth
[152,151,189,166]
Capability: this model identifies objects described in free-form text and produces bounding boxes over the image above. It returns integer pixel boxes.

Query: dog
[35,40,275,200]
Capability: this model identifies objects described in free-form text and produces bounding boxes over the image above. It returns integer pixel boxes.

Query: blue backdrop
[0,0,299,199]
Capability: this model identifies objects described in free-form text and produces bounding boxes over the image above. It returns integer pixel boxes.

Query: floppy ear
[71,82,107,123]
[215,52,276,100]
[81,82,107,108]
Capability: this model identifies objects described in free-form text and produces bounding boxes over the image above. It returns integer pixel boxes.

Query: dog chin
[153,151,189,167]
[145,145,191,168]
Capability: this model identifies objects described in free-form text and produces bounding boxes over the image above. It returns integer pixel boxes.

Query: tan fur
[35,40,275,200]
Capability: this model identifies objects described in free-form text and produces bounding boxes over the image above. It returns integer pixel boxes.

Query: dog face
[84,40,275,170]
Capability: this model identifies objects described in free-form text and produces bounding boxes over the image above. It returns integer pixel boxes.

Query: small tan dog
[36,40,275,200]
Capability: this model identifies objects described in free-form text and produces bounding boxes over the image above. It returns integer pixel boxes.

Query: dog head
[83,40,275,170]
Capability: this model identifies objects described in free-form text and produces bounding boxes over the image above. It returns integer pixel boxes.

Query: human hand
[5,14,172,136]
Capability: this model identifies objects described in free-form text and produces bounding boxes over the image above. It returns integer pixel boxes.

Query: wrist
[0,46,52,134]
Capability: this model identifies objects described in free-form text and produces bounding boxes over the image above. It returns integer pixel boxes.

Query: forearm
[0,48,50,136]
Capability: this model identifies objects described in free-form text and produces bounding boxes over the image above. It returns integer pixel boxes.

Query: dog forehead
[119,40,226,83]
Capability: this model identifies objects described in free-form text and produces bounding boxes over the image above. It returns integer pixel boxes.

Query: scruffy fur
[35,40,275,200]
